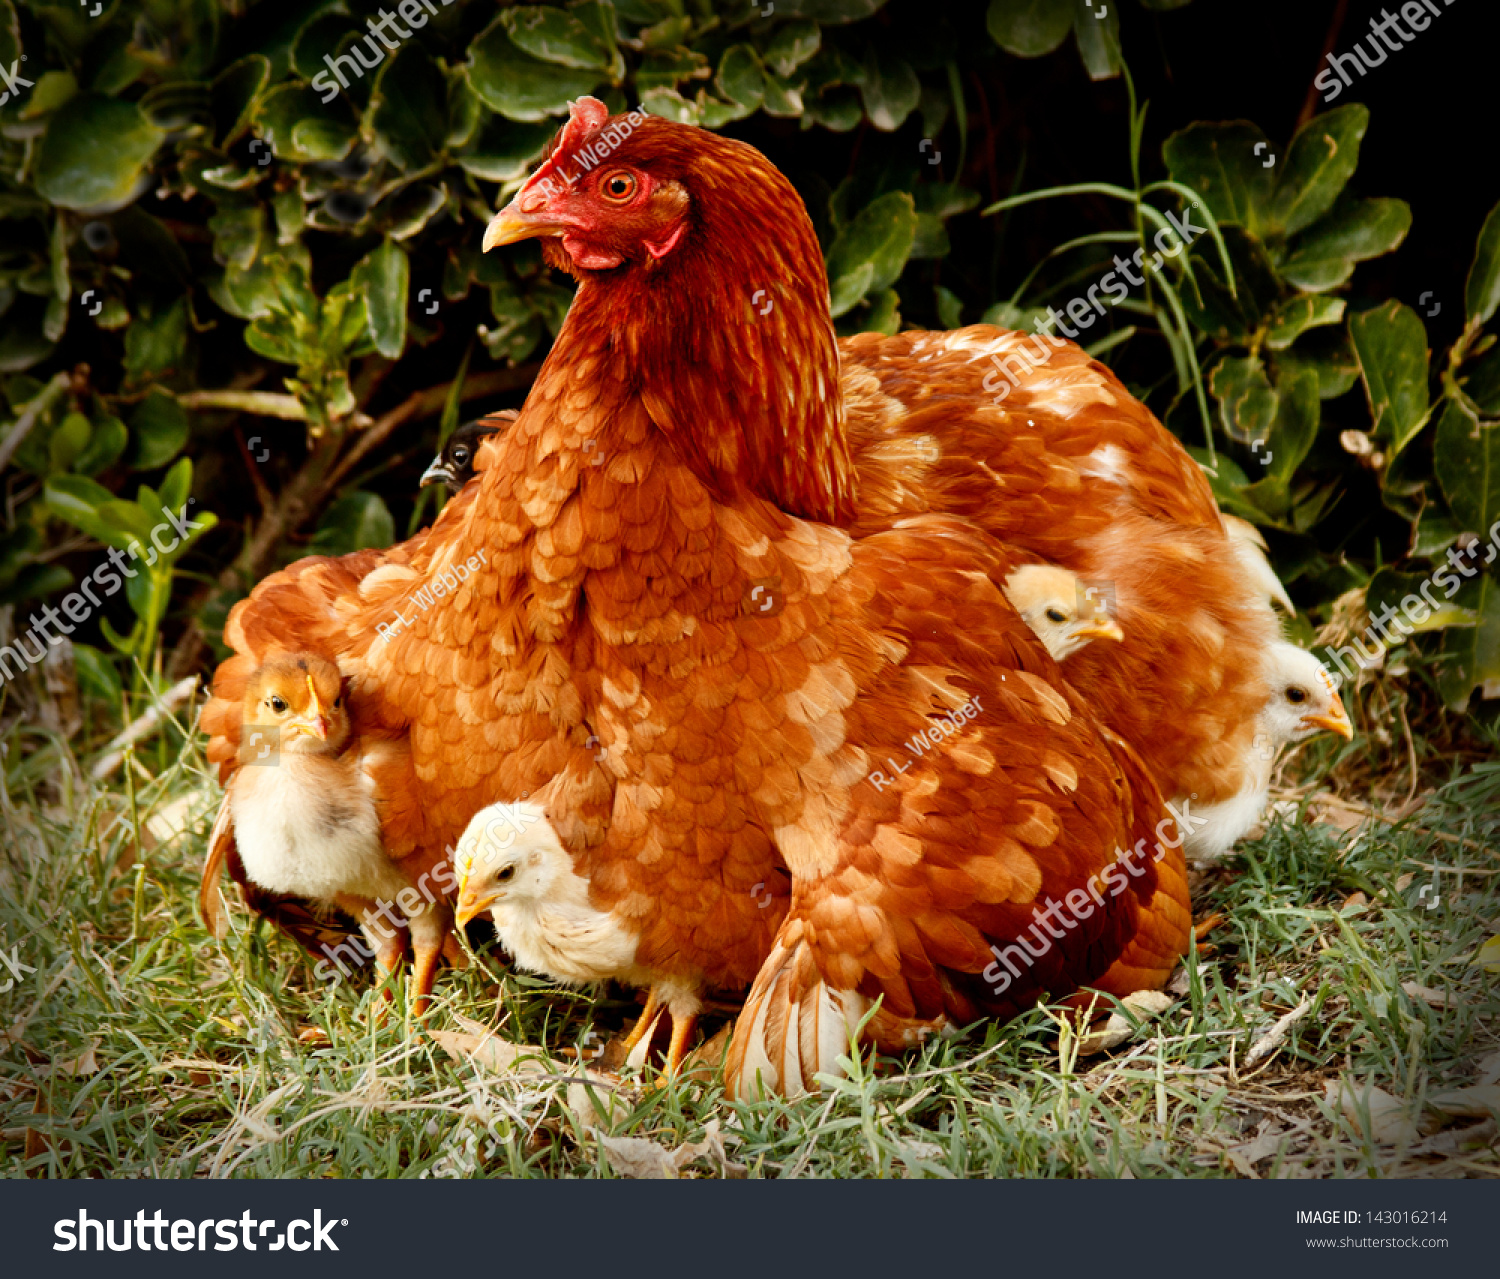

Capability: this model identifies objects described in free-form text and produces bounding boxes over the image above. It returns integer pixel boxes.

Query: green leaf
[49,413,92,474]
[211,54,271,145]
[75,414,127,476]
[859,47,919,131]
[1465,200,1500,328]
[1463,340,1500,416]
[1163,120,1274,236]
[1071,0,1121,80]
[354,240,409,360]
[468,20,602,122]
[1349,300,1430,457]
[986,0,1073,58]
[825,191,916,317]
[502,5,617,72]
[34,95,164,211]
[1434,398,1499,536]
[128,389,189,470]
[716,45,766,112]
[1263,367,1319,483]
[1438,573,1500,710]
[1271,328,1359,400]
[1268,104,1367,238]
[43,475,140,550]
[766,21,821,77]
[828,262,875,318]
[1265,295,1345,350]
[123,298,189,385]
[935,285,963,330]
[72,643,123,704]
[458,113,557,182]
[1366,567,1476,635]
[1210,354,1276,444]
[863,288,901,335]
[1279,196,1410,292]
[369,45,449,171]
[313,491,395,555]
[255,84,358,162]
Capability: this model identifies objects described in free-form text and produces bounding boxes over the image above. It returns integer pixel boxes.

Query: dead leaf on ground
[1401,981,1457,1009]
[1426,1085,1500,1121]
[1327,1078,1420,1146]
[593,1118,744,1179]
[1077,990,1175,1055]
[676,1023,731,1082]
[431,1017,561,1076]
[36,1042,99,1078]
[1471,936,1500,973]
[1477,1049,1500,1087]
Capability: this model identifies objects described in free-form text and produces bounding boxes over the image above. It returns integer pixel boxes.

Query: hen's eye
[333,696,342,709]
[453,447,469,465]
[601,171,637,202]
[497,865,515,882]
[1286,686,1307,703]
[268,695,287,713]
[1045,608,1067,623]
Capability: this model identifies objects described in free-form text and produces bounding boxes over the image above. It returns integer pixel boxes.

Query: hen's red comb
[524,97,611,193]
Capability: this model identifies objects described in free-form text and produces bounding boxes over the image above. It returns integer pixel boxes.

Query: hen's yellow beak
[1073,617,1124,644]
[482,199,566,252]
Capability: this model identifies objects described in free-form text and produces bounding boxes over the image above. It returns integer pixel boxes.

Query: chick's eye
[497,865,515,882]
[452,447,469,465]
[1045,608,1067,623]
[1286,686,1307,703]
[268,696,287,713]
[601,171,637,202]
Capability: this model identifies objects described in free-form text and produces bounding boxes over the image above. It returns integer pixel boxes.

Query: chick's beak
[1074,618,1124,644]
[419,457,452,489]
[453,869,497,930]
[293,674,330,741]
[1301,705,1353,741]
[482,193,567,253]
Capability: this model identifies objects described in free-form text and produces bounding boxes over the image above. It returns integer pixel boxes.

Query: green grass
[2,703,1497,1179]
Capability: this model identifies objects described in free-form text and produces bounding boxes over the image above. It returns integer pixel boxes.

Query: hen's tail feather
[1222,514,1295,615]
[727,937,869,1100]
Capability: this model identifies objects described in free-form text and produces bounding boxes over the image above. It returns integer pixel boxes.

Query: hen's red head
[483,98,853,525]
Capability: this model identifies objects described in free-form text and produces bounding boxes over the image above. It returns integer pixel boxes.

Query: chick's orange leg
[621,987,663,1055]
[408,905,453,1017]
[663,1011,699,1077]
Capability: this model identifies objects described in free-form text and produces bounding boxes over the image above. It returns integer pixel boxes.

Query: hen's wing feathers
[725,514,1192,1097]
[840,325,1279,810]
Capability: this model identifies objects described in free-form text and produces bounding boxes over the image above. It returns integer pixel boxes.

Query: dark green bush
[1,0,1495,729]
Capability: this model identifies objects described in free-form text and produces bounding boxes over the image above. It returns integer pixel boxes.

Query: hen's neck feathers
[537,124,854,525]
